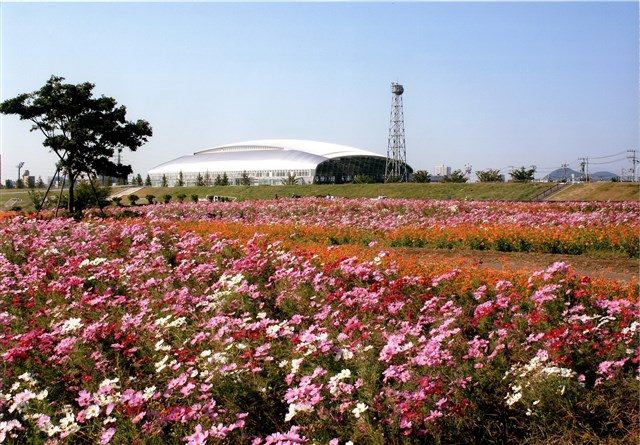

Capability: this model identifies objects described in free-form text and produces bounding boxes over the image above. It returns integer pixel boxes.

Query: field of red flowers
[1,199,638,444]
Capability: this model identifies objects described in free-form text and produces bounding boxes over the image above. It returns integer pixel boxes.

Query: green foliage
[0,75,152,212]
[476,169,504,182]
[195,173,205,187]
[145,194,155,205]
[443,170,468,183]
[112,196,122,206]
[27,189,48,211]
[353,175,373,184]
[128,194,139,205]
[163,194,172,204]
[213,172,230,186]
[281,173,302,185]
[74,179,111,210]
[145,174,152,186]
[161,174,168,188]
[412,170,431,183]
[510,166,536,183]
[176,171,184,187]
[240,171,252,186]
[190,194,199,203]
[176,194,187,203]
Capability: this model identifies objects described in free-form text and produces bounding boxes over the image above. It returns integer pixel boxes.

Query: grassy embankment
[549,182,639,202]
[125,182,555,202]
[1,182,638,213]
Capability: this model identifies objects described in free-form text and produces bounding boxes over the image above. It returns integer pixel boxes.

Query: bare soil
[395,248,638,283]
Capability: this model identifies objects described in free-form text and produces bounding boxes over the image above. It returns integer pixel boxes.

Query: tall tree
[281,173,301,185]
[0,75,152,212]
[476,169,504,182]
[240,171,252,186]
[509,166,536,183]
[412,170,431,183]
[443,170,468,183]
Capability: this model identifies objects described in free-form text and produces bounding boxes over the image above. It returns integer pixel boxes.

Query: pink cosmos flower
[100,427,116,444]
[184,424,208,445]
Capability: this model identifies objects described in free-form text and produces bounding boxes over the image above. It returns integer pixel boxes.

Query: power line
[589,157,628,166]
[588,151,627,160]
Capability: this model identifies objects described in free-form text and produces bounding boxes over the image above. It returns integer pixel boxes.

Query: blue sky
[1,1,638,182]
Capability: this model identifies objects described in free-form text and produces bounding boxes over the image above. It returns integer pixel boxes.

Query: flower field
[1,199,638,444]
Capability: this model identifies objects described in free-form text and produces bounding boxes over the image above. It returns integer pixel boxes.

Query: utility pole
[585,158,591,182]
[561,162,568,182]
[628,150,638,182]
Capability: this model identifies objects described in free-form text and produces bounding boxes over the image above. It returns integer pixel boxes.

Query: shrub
[128,194,139,205]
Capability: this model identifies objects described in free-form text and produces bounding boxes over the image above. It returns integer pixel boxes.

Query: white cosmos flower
[352,402,368,418]
[60,318,83,333]
[85,404,100,419]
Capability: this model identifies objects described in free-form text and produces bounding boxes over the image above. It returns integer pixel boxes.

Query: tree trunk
[67,171,75,213]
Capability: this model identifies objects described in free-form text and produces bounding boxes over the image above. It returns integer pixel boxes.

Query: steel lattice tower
[385,83,408,182]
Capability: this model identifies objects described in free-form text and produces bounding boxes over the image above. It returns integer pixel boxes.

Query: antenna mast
[385,83,408,182]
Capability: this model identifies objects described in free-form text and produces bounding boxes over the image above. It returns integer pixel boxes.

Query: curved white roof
[196,139,384,159]
[149,139,385,175]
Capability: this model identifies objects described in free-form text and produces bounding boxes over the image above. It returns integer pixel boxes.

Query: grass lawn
[2,182,638,213]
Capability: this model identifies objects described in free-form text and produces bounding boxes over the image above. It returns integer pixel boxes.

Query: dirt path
[394,248,638,283]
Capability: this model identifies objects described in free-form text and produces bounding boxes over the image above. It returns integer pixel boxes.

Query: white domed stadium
[148,139,411,186]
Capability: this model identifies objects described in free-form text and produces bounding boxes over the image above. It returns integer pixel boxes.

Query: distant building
[21,170,35,188]
[434,165,451,176]
[47,171,64,188]
[149,139,413,186]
